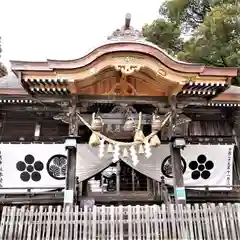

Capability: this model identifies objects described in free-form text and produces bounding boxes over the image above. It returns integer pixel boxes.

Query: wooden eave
[10,42,238,99]
[11,42,238,76]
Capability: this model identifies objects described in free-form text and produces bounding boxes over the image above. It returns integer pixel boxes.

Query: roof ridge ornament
[107,13,144,41]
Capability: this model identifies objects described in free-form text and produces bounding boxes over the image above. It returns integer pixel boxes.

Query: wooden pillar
[169,96,186,205]
[64,97,78,207]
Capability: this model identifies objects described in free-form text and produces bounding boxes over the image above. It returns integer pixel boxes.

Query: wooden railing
[1,203,240,239]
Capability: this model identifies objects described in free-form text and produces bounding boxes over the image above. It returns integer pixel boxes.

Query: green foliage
[142,0,240,85]
[143,20,183,55]
[159,0,211,33]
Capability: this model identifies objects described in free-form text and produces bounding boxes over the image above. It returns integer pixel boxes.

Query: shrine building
[0,14,239,207]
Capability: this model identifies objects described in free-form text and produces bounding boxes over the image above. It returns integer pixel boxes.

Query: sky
[0,0,163,69]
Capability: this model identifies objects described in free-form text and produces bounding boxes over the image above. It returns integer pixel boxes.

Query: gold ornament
[88,133,100,147]
[150,135,161,147]
[151,114,162,132]
[123,117,135,132]
[91,113,103,131]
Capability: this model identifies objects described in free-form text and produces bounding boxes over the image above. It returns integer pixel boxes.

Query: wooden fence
[1,203,240,239]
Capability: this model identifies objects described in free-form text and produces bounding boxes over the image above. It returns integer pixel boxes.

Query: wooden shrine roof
[1,14,239,104]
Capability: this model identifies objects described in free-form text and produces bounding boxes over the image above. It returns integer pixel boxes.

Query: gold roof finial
[108,13,143,40]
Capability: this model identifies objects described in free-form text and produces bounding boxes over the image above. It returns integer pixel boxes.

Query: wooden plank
[145,205,150,239]
[128,205,133,240]
[227,203,237,240]
[119,205,123,240]
[83,205,88,240]
[64,206,70,240]
[17,206,26,240]
[233,204,240,239]
[42,207,48,239]
[210,203,220,240]
[50,208,56,240]
[73,205,79,240]
[3,203,240,239]
[186,204,194,239]
[92,206,97,240]
[46,205,53,240]
[0,206,7,240]
[153,205,159,240]
[55,206,61,240]
[8,206,16,240]
[194,203,203,240]
[218,203,228,239]
[13,208,20,239]
[161,204,168,240]
[22,208,30,240]
[136,205,141,240]
[26,206,34,240]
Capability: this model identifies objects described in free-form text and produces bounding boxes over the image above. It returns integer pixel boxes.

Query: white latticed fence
[1,203,240,239]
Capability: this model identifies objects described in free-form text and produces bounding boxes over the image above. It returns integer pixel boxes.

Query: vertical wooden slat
[13,208,20,239]
[92,206,97,240]
[234,204,240,239]
[194,203,203,239]
[26,206,34,240]
[186,204,194,240]
[50,208,56,240]
[73,205,79,240]
[219,203,228,239]
[42,207,48,239]
[79,207,83,239]
[2,203,240,239]
[162,204,168,240]
[64,206,70,240]
[83,206,88,240]
[119,205,123,240]
[55,206,61,240]
[36,206,43,240]
[3,207,10,240]
[128,205,132,240]
[17,206,26,240]
[153,205,159,240]
[210,203,219,240]
[22,208,30,240]
[110,205,115,240]
[8,206,16,240]
[227,203,237,240]
[0,206,7,240]
[101,205,105,240]
[136,205,141,239]
[145,205,150,239]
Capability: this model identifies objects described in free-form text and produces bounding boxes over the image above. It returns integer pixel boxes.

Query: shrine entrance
[85,161,154,203]
[10,14,238,207]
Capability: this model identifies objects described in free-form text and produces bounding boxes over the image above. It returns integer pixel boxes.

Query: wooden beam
[65,96,78,207]
[169,95,186,205]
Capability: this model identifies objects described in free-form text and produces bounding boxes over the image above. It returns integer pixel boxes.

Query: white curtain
[76,145,113,182]
[121,144,234,190]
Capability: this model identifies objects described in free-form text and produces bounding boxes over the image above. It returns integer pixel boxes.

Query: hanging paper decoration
[76,111,172,166]
[134,112,145,143]
[130,146,139,165]
[138,144,145,154]
[112,145,120,163]
[122,148,129,159]
[150,114,162,147]
[98,138,105,159]
[144,141,152,158]
[107,143,114,153]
